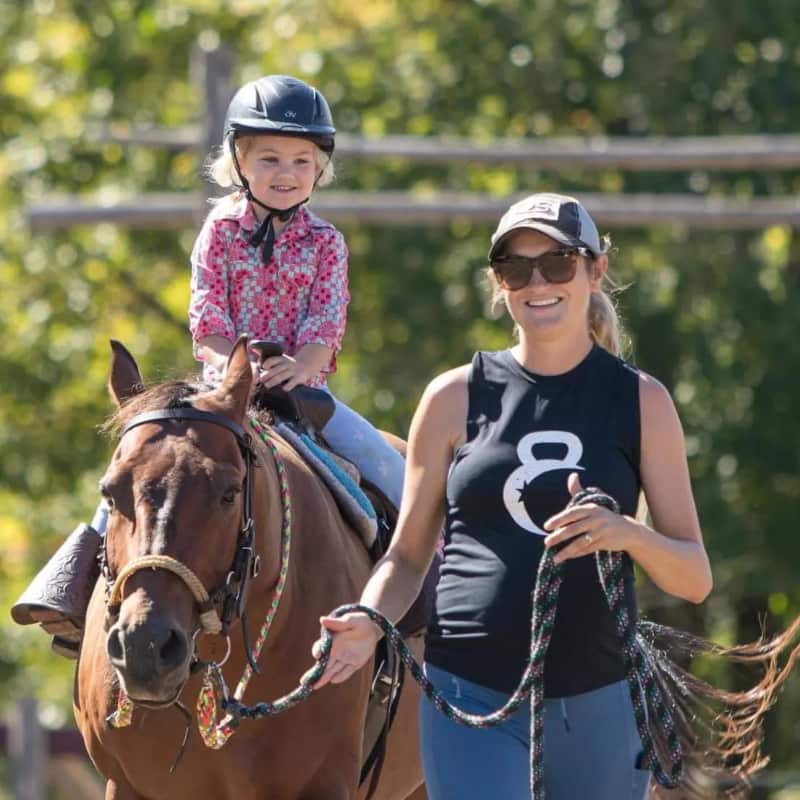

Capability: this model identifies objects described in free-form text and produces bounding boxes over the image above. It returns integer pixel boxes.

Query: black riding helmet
[224,74,336,154]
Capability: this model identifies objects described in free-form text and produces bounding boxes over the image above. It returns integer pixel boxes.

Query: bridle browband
[102,406,263,673]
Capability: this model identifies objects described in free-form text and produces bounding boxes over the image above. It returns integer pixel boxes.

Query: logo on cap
[522,196,562,221]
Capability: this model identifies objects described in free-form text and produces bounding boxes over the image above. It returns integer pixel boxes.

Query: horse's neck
[250,431,370,632]
[217,431,372,696]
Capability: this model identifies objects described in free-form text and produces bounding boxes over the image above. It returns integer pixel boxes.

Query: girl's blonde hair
[487,249,626,357]
[205,134,335,195]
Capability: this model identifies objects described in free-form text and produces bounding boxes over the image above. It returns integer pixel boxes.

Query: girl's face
[238,135,320,211]
[500,229,606,342]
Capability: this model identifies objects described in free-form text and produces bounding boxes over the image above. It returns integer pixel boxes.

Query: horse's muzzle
[107,616,192,701]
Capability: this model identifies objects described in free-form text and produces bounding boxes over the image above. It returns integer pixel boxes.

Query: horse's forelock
[102,379,215,437]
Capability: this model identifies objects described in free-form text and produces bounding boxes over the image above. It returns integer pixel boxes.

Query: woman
[312,192,713,799]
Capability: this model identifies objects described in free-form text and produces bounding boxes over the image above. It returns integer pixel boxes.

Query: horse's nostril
[160,629,187,670]
[107,627,125,665]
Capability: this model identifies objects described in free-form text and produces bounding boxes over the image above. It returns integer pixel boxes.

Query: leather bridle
[101,407,262,672]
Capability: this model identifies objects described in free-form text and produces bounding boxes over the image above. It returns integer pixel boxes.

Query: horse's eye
[100,486,115,511]
[221,487,240,506]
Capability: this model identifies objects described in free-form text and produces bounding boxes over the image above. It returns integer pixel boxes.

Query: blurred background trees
[1,0,799,792]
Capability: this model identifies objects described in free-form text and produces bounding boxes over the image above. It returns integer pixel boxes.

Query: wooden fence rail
[89,124,800,172]
[22,44,800,232]
[26,189,800,231]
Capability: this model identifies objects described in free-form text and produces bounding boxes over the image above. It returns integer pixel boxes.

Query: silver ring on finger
[584,533,593,545]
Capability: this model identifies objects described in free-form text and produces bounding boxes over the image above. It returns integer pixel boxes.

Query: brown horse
[74,338,427,800]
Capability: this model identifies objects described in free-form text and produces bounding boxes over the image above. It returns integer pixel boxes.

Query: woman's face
[500,229,606,342]
[238,134,320,211]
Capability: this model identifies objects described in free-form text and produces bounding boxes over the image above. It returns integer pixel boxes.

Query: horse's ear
[215,335,253,422]
[108,340,144,407]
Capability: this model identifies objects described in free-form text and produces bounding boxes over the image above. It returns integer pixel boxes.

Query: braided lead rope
[197,418,293,748]
[597,548,682,785]
[568,489,682,788]
[220,488,683,798]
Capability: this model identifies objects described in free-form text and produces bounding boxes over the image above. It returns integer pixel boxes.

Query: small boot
[11,523,102,659]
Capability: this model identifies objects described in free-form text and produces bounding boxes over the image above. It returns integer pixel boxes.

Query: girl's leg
[91,500,109,536]
[419,664,532,800]
[543,680,651,800]
[320,394,405,508]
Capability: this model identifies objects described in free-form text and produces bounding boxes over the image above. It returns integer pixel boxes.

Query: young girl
[189,74,405,504]
[13,75,405,655]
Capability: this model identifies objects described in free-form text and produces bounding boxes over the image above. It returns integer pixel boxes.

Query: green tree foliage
[1,0,800,780]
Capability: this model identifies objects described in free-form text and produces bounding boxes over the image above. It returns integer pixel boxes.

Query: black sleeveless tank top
[425,345,641,697]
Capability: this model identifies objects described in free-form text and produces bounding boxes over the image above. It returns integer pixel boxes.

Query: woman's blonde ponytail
[588,289,624,357]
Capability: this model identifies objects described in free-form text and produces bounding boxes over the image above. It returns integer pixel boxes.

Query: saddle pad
[275,422,378,549]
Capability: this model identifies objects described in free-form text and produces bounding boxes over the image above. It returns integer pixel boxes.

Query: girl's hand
[306,612,383,689]
[543,473,636,564]
[257,354,313,390]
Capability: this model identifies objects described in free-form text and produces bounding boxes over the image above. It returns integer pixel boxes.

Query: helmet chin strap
[231,141,325,263]
[247,198,303,264]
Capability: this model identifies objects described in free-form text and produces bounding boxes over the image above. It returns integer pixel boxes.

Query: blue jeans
[321,391,405,509]
[419,664,651,800]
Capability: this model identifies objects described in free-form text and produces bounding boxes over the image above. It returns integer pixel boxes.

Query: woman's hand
[256,354,313,390]
[543,473,637,564]
[307,611,383,689]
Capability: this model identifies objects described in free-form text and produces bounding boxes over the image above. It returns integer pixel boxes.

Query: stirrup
[11,523,102,643]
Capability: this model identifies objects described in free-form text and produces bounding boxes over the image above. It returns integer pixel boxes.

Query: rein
[196,418,293,748]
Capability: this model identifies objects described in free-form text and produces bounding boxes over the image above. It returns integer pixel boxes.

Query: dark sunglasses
[491,248,593,290]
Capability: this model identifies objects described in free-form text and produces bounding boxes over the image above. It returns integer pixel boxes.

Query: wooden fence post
[190,41,233,205]
[8,697,46,800]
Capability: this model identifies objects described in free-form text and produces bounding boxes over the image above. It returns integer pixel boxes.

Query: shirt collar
[218,195,311,243]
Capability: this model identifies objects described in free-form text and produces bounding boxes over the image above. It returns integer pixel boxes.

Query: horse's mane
[103,379,214,437]
[103,378,273,438]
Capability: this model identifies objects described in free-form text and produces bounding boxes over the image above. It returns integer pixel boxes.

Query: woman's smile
[524,297,562,308]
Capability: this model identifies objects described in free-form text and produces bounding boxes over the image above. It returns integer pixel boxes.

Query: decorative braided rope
[196,418,293,748]
[219,487,683,800]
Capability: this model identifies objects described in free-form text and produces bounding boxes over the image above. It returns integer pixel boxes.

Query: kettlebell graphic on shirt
[502,431,585,535]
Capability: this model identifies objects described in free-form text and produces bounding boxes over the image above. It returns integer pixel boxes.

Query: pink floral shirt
[189,198,349,386]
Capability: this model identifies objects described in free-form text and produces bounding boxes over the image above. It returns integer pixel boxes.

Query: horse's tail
[638,614,800,799]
